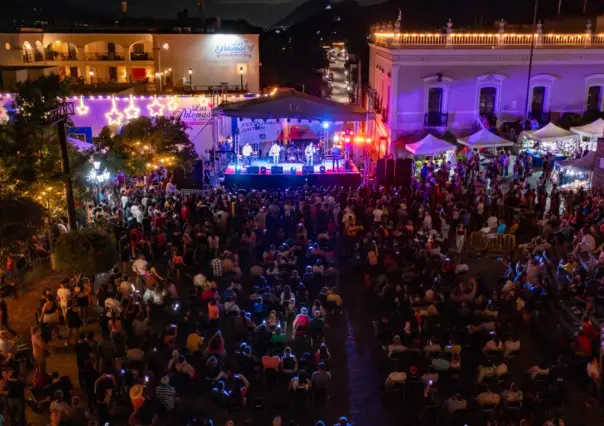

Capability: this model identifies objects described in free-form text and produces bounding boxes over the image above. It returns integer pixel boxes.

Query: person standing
[305,143,315,167]
[31,326,48,374]
[332,143,341,171]
[242,143,253,166]
[269,143,281,165]
[0,296,17,336]
[6,369,26,426]
[456,223,466,253]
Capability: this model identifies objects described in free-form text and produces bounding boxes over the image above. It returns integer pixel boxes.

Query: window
[132,43,144,53]
[586,86,602,112]
[531,86,546,117]
[479,87,497,115]
[428,88,443,113]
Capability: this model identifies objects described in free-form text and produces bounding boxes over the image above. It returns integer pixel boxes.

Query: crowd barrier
[469,232,516,254]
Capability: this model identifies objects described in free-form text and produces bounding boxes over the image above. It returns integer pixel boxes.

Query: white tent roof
[571,118,604,138]
[525,122,578,142]
[557,151,596,172]
[457,128,514,148]
[405,134,454,156]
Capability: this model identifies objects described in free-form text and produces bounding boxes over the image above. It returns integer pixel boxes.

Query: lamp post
[89,159,110,203]
[239,66,244,90]
[188,68,193,92]
[155,72,163,92]
[89,70,95,87]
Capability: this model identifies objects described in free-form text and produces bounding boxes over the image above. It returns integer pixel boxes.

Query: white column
[388,64,400,147]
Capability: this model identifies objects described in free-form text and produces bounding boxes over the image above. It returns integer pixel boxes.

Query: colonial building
[0,29,260,92]
[368,16,604,144]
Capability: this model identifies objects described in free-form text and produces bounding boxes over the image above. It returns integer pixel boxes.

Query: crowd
[0,146,602,426]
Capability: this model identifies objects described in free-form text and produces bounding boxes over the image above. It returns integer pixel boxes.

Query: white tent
[557,151,596,172]
[457,128,514,148]
[571,118,604,139]
[523,122,578,142]
[406,134,454,156]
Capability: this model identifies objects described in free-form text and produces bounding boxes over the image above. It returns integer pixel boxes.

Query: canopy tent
[523,122,577,142]
[405,134,454,156]
[457,128,514,148]
[557,151,596,172]
[67,136,94,152]
[277,126,319,140]
[213,89,372,122]
[571,118,604,139]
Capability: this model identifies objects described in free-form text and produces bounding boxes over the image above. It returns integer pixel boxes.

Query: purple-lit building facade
[368,19,604,144]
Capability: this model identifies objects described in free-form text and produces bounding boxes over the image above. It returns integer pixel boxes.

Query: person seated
[483,335,504,353]
[311,362,331,390]
[503,334,521,357]
[281,347,298,376]
[186,328,204,354]
[289,369,311,392]
[450,353,461,370]
[443,338,462,354]
[293,308,310,336]
[261,348,280,372]
[384,365,407,389]
[420,366,439,386]
[475,385,501,406]
[271,327,288,346]
[501,382,523,404]
[528,361,549,379]
[387,335,407,358]
[211,380,232,409]
[477,361,508,383]
[445,393,467,414]
[314,343,331,368]
[431,355,450,372]
[423,338,442,354]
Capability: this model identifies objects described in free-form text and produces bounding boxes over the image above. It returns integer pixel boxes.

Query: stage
[223,159,362,188]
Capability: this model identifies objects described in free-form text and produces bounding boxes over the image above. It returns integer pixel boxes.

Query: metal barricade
[469,232,516,254]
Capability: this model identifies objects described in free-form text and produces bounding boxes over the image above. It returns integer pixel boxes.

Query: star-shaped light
[198,95,209,107]
[124,95,140,120]
[105,97,123,126]
[167,96,178,112]
[147,96,165,117]
[76,96,89,115]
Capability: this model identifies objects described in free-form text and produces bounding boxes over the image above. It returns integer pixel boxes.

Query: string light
[147,95,165,117]
[105,96,124,126]
[124,95,140,120]
[167,96,178,112]
[76,96,89,115]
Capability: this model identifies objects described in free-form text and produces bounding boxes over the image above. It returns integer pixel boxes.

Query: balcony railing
[528,110,551,125]
[372,32,604,48]
[424,111,448,127]
[130,52,153,61]
[45,52,78,61]
[83,52,126,61]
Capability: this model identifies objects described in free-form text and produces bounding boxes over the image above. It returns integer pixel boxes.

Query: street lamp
[239,66,244,90]
[155,72,163,92]
[89,70,95,87]
[188,68,193,92]
[89,159,110,202]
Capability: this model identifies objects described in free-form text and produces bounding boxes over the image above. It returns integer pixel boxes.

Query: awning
[278,125,318,140]
[213,89,372,122]
[457,128,514,148]
[571,118,604,138]
[523,122,578,142]
[406,134,454,156]
[557,151,596,172]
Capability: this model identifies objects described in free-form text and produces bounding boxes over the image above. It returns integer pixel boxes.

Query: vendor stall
[519,122,580,165]
[570,118,604,151]
[457,128,515,150]
[555,151,595,189]
[406,134,455,156]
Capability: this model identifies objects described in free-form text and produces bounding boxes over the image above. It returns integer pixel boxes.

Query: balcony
[424,111,448,127]
[83,52,126,61]
[45,52,78,61]
[528,110,551,126]
[372,32,604,49]
[130,52,153,61]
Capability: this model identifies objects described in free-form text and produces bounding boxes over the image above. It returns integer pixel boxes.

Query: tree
[0,194,45,267]
[93,116,196,176]
[53,229,117,277]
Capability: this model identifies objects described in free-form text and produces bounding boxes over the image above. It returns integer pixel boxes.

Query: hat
[161,376,170,385]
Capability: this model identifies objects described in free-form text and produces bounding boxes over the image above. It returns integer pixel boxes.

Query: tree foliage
[54,228,117,276]
[0,193,45,265]
[93,116,196,176]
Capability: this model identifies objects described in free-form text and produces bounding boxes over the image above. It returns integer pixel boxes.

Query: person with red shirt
[153,212,165,230]
[129,226,143,257]
[575,331,593,356]
[180,203,190,223]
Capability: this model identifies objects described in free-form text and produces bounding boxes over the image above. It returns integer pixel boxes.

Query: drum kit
[281,144,323,164]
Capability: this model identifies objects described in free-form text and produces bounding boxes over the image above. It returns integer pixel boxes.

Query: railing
[373,32,604,48]
[528,110,551,125]
[130,52,153,61]
[45,52,78,61]
[22,52,33,63]
[424,111,448,127]
[83,52,126,61]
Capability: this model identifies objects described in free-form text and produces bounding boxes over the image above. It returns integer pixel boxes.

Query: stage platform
[223,160,362,189]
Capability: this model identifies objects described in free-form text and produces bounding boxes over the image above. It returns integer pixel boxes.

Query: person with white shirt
[193,272,207,288]
[132,255,149,291]
[504,335,521,357]
[385,366,407,388]
[120,190,129,209]
[269,143,281,165]
[56,280,72,319]
[373,206,384,224]
[242,143,253,166]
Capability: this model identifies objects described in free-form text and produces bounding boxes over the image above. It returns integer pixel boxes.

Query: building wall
[369,43,604,140]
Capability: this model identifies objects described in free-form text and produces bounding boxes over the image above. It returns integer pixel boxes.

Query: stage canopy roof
[457,128,514,148]
[557,151,596,172]
[571,118,604,138]
[524,122,578,142]
[213,89,372,122]
[278,125,319,140]
[406,134,454,156]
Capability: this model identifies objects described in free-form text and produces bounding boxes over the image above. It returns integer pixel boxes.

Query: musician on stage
[304,143,315,166]
[332,142,341,171]
[269,142,281,165]
[242,143,253,166]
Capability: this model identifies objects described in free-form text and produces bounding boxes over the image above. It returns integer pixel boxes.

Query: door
[70,66,78,79]
[109,67,118,82]
[107,42,116,59]
[531,86,545,119]
[68,44,76,60]
[427,87,444,125]
[479,87,497,115]
[587,86,602,112]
